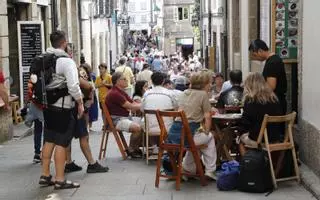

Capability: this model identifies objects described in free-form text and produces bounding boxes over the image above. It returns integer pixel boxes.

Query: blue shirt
[152,59,162,71]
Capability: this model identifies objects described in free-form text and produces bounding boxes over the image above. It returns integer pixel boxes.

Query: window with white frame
[130,16,135,23]
[140,1,147,10]
[177,6,189,20]
[128,2,135,11]
[140,15,147,23]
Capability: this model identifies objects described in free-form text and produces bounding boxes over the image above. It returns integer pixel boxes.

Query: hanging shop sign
[272,0,298,62]
[17,21,45,105]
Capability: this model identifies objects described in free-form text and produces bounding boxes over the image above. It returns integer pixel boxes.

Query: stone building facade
[0,0,117,142]
[296,0,320,177]
[163,0,199,56]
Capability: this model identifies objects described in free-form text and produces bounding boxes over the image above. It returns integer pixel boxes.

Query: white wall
[301,0,320,130]
[128,0,150,31]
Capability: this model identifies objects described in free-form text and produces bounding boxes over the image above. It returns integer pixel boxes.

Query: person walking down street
[136,63,153,86]
[64,65,109,174]
[115,57,135,97]
[249,39,287,115]
[39,30,84,189]
[81,63,99,130]
[25,79,44,163]
[152,55,162,72]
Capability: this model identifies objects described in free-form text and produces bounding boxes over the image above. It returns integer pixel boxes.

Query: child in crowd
[95,63,112,128]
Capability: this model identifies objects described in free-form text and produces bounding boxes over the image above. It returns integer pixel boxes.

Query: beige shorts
[240,133,258,148]
[115,117,142,132]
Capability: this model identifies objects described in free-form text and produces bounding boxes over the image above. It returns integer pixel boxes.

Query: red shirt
[0,71,4,84]
[105,86,133,117]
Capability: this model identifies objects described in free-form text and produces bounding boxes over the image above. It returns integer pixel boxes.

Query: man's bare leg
[41,142,55,177]
[54,145,67,182]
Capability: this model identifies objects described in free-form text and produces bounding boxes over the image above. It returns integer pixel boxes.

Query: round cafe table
[212,113,242,164]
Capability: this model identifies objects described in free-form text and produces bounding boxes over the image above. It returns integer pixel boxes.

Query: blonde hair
[190,71,212,90]
[243,72,278,104]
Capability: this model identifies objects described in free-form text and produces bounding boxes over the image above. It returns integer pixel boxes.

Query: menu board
[274,0,298,60]
[18,21,44,105]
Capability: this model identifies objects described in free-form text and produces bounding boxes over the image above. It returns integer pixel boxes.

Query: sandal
[54,180,80,190]
[39,175,55,186]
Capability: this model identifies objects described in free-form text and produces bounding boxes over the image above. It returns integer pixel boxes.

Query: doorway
[181,44,194,60]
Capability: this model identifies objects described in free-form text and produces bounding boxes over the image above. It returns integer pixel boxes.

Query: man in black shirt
[248,39,287,114]
[217,69,244,112]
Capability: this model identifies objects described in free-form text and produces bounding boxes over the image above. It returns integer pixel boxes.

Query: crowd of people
[19,29,288,191]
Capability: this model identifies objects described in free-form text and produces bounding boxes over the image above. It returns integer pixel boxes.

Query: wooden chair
[252,112,300,189]
[143,109,161,165]
[98,103,129,160]
[155,110,207,191]
[11,101,23,124]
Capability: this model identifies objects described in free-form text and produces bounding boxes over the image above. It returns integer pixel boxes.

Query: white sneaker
[205,171,217,181]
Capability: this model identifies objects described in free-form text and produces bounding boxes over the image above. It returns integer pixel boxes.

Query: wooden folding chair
[254,112,300,189]
[98,103,129,160]
[143,109,161,165]
[154,110,207,191]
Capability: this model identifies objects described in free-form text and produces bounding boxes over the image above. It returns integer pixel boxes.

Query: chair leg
[103,132,110,159]
[119,131,129,151]
[175,151,183,191]
[291,147,301,183]
[267,150,278,189]
[155,148,164,188]
[99,131,107,160]
[113,131,128,160]
[168,152,178,176]
[146,133,149,165]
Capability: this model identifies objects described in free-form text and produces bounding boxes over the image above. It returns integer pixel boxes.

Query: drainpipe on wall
[51,0,58,31]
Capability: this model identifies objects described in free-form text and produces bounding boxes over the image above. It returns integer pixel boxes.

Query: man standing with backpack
[38,31,84,189]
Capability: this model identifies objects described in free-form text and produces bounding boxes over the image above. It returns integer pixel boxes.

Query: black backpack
[237,149,273,193]
[30,53,69,107]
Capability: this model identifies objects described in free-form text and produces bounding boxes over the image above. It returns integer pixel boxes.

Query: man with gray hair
[106,72,142,158]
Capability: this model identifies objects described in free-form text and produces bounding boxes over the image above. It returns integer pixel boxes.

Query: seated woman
[167,71,217,180]
[132,80,148,117]
[132,80,148,103]
[238,72,282,156]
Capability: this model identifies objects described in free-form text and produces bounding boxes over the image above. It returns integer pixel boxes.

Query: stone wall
[295,0,320,177]
[0,108,13,143]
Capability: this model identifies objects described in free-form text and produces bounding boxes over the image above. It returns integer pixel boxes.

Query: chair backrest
[256,112,297,145]
[156,110,196,149]
[144,109,174,134]
[143,109,158,134]
[101,102,117,131]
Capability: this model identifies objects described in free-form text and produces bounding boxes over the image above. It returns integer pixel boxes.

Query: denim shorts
[25,102,44,127]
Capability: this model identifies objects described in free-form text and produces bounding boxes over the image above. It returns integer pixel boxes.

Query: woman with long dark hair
[132,80,148,103]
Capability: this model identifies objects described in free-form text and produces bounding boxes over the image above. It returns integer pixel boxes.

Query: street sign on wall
[17,21,45,105]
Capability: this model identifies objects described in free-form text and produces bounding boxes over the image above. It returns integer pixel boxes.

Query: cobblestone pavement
[0,120,316,200]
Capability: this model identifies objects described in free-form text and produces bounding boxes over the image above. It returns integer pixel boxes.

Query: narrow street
[0,118,316,200]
